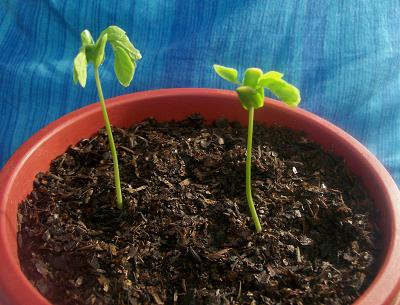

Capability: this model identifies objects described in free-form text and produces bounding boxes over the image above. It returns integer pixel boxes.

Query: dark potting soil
[18,115,379,305]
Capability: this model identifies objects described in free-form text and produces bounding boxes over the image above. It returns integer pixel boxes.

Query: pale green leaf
[236,86,264,110]
[102,26,126,42]
[257,71,284,88]
[259,77,301,107]
[73,49,87,87]
[101,26,142,62]
[113,39,142,62]
[73,65,78,84]
[243,68,263,88]
[256,86,265,107]
[213,64,239,84]
[80,30,94,46]
[114,46,135,87]
[259,71,283,81]
[94,33,108,68]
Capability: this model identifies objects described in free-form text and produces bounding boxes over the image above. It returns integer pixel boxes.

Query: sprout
[73,26,141,209]
[213,64,301,233]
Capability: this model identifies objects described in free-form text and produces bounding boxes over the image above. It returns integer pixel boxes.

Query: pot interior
[1,89,398,304]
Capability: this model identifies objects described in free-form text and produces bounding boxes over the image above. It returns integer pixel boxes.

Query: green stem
[94,67,123,208]
[246,107,262,233]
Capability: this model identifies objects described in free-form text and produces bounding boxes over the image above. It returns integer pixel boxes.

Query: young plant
[73,26,141,209]
[213,64,301,233]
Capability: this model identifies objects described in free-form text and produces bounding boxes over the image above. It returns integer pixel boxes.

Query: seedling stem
[246,106,262,232]
[94,68,123,208]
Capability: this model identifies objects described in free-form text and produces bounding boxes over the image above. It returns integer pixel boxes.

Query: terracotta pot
[0,89,399,305]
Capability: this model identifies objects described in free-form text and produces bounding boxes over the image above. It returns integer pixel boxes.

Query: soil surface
[18,115,379,305]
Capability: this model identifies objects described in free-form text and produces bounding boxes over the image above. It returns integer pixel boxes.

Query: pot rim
[0,88,399,305]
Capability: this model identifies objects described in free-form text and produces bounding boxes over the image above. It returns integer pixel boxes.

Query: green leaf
[256,86,265,106]
[114,46,135,87]
[259,71,283,81]
[74,26,141,88]
[236,86,264,110]
[257,71,284,88]
[94,33,108,68]
[102,26,142,62]
[73,64,78,84]
[102,26,126,43]
[213,64,239,84]
[243,68,263,88]
[80,30,94,46]
[258,77,301,107]
[73,49,87,87]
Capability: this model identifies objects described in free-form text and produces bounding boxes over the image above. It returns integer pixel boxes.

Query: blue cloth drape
[1,1,399,184]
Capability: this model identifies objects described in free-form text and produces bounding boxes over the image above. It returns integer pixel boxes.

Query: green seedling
[213,64,301,233]
[73,26,141,209]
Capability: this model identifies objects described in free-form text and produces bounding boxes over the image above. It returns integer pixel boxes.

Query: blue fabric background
[0,1,399,185]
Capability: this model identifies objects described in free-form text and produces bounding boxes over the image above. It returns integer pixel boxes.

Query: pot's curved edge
[0,88,399,305]
[0,100,102,305]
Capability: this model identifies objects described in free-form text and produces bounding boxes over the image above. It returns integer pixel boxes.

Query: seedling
[213,65,301,232]
[73,26,141,208]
